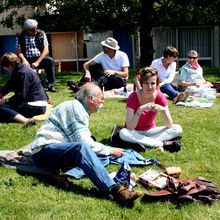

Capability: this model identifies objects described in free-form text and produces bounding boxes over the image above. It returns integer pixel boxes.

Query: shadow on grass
[16,169,136,207]
[17,169,102,198]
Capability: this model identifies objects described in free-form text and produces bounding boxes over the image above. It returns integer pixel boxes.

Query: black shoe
[41,79,48,89]
[110,124,124,144]
[48,85,57,92]
[110,124,146,152]
[67,81,83,93]
[163,140,181,153]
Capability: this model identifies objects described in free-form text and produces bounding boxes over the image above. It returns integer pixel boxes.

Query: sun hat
[101,37,120,50]
[23,19,38,30]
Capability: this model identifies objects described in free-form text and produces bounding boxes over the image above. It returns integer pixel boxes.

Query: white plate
[28,101,52,107]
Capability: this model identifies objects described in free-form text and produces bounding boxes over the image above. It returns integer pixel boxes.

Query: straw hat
[101,37,120,50]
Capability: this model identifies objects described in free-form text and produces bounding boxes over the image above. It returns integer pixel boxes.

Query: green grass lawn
[0,68,220,220]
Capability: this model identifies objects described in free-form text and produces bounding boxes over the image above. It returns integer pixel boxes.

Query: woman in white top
[150,46,189,103]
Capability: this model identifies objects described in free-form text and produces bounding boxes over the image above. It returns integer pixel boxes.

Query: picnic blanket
[0,145,157,179]
[104,84,133,99]
[176,96,215,108]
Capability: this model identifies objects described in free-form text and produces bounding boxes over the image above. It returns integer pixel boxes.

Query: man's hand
[110,147,124,157]
[84,71,92,82]
[104,70,116,77]
[31,61,40,69]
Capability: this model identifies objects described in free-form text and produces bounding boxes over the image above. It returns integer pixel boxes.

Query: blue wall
[0,32,135,74]
[0,35,16,74]
[114,32,134,68]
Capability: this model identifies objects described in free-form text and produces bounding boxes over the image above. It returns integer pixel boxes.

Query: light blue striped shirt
[31,99,111,156]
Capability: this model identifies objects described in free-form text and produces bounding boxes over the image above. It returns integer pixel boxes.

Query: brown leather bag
[143,176,220,204]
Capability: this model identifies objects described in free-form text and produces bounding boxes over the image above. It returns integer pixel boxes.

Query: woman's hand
[110,147,124,157]
[150,104,165,112]
[159,81,166,87]
[140,103,164,112]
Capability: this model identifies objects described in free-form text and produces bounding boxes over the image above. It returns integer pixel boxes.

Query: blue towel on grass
[65,149,160,179]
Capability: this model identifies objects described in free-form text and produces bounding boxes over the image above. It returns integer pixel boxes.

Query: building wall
[152,26,220,67]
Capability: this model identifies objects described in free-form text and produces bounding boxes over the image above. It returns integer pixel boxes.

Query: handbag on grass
[143,176,220,204]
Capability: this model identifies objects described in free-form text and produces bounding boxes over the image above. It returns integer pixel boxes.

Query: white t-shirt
[93,50,130,76]
[150,57,176,84]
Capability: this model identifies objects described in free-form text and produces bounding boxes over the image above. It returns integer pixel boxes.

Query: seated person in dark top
[0,52,48,127]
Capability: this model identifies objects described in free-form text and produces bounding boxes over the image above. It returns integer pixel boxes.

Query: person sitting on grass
[68,37,129,92]
[119,67,183,152]
[179,50,215,97]
[149,46,189,104]
[31,82,143,204]
[0,52,48,127]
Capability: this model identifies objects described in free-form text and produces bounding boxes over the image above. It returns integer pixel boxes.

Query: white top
[150,57,176,84]
[93,50,130,77]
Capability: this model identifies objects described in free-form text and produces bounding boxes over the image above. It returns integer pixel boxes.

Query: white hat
[23,19,38,29]
[101,37,120,50]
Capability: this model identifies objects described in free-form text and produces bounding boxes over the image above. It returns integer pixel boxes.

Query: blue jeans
[32,142,115,194]
[160,83,178,99]
[27,56,56,84]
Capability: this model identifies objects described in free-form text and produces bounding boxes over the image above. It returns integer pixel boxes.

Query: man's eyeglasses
[187,56,198,59]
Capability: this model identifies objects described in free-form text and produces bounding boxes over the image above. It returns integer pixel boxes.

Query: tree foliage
[0,0,220,65]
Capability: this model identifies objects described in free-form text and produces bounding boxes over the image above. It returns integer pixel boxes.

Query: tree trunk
[139,0,155,67]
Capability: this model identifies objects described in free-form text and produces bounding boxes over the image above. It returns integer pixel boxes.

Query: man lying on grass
[31,82,142,203]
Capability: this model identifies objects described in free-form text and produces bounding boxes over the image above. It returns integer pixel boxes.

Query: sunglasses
[187,56,198,59]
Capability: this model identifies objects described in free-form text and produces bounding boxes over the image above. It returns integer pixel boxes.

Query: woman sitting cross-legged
[0,52,48,127]
[119,67,182,152]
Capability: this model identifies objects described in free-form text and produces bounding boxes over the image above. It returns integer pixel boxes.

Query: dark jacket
[0,64,48,106]
[17,29,45,55]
